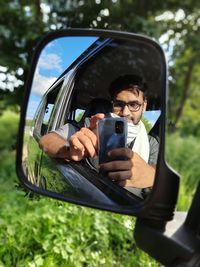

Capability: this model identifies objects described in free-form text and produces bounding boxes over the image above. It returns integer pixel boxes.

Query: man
[39,75,159,192]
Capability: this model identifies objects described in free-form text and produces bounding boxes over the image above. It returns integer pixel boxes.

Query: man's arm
[39,130,96,160]
[39,133,71,159]
[39,113,105,161]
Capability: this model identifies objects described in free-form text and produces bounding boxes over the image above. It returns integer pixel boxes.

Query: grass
[0,151,160,267]
[165,133,200,211]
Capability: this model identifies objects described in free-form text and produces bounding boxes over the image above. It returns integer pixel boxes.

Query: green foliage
[142,117,152,133]
[159,5,200,131]
[75,111,84,123]
[0,110,19,153]
[174,63,200,136]
[166,132,200,210]
[0,1,46,109]
[0,153,159,267]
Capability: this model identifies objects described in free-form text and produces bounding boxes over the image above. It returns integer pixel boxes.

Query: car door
[26,78,65,189]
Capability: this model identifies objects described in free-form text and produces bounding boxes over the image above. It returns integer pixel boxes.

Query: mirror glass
[22,33,164,210]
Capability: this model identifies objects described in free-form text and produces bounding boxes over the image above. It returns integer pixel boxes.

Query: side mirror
[16,29,179,221]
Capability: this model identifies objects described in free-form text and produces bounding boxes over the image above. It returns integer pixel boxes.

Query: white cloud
[31,68,57,96]
[38,51,62,72]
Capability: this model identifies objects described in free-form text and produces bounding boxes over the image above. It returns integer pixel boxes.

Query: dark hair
[83,98,112,118]
[109,74,147,100]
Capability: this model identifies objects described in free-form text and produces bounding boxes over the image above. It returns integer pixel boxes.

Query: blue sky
[26,36,98,119]
[38,36,98,78]
[143,110,161,126]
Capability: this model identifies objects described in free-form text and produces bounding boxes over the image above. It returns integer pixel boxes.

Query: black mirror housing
[16,28,179,223]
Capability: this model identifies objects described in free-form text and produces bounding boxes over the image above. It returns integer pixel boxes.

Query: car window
[75,109,85,122]
[41,102,54,135]
[33,80,64,137]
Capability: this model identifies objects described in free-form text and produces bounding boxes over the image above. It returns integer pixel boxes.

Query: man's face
[112,89,147,124]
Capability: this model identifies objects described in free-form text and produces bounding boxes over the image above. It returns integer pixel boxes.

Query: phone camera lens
[115,121,124,134]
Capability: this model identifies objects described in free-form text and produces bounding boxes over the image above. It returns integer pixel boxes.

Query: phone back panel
[98,117,127,164]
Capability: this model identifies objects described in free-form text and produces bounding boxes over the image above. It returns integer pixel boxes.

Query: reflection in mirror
[23,34,163,208]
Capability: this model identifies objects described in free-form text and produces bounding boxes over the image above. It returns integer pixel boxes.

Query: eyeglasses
[112,100,144,112]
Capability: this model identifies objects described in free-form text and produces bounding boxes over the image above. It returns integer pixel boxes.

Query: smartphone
[97,117,128,164]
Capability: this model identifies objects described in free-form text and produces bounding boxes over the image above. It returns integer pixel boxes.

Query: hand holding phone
[97,117,127,164]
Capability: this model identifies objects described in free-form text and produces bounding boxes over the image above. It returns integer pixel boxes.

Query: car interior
[48,37,162,202]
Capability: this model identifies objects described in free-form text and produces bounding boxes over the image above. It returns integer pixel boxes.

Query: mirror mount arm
[184,182,200,234]
[134,182,200,266]
[138,157,180,224]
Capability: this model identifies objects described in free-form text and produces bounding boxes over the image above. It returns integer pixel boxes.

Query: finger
[69,136,85,161]
[100,160,132,172]
[69,134,84,151]
[117,180,127,187]
[70,131,96,158]
[89,113,105,130]
[70,146,85,161]
[107,170,131,181]
[80,127,98,150]
[108,147,133,160]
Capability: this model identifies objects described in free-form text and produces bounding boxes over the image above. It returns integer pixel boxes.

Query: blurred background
[0,1,200,266]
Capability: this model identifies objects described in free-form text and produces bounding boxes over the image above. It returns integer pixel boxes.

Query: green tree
[155,5,200,132]
[0,0,45,110]
[1,0,200,132]
[0,0,172,112]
